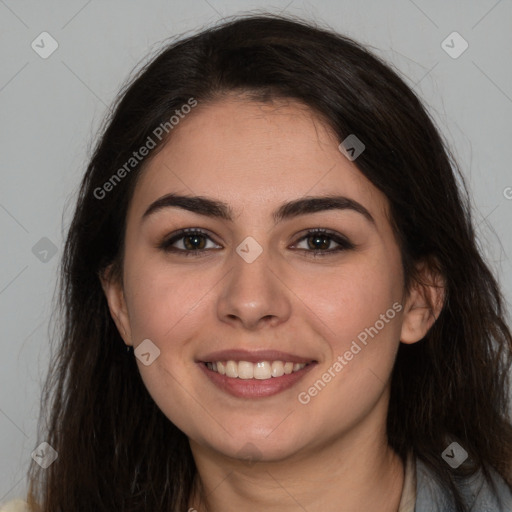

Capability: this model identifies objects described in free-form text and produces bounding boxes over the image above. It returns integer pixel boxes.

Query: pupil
[185,235,205,250]
[309,235,329,250]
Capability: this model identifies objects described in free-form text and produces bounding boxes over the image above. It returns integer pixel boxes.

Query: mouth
[203,360,313,380]
[197,350,318,398]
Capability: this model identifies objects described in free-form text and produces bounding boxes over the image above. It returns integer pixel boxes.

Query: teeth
[225,360,238,378]
[217,361,226,375]
[271,361,285,377]
[238,361,254,379]
[205,360,308,380]
[254,361,271,380]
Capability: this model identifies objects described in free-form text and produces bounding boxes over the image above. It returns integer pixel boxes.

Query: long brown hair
[26,13,512,512]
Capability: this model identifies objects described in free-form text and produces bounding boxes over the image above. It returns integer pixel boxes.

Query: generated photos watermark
[297,301,403,404]
[94,97,198,200]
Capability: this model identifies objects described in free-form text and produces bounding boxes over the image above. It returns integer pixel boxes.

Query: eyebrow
[142,193,375,225]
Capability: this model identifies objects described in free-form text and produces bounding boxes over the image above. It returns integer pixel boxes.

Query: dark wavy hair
[25,13,512,512]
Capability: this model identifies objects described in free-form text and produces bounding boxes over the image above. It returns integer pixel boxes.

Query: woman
[5,13,512,512]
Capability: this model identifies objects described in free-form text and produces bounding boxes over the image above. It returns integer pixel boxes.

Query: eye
[158,228,221,256]
[158,227,354,257]
[292,228,354,256]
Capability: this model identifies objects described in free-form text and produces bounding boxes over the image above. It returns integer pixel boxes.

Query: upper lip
[197,349,317,364]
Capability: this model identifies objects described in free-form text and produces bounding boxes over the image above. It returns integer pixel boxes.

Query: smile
[199,358,317,398]
[204,360,311,380]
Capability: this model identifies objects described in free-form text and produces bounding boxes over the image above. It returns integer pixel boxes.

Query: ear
[99,264,133,346]
[400,260,445,344]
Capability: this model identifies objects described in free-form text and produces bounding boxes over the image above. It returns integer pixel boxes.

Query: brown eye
[159,229,221,255]
[181,233,207,250]
[293,228,354,256]
[306,233,331,251]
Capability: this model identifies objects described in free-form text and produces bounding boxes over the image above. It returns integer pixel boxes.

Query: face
[102,96,430,464]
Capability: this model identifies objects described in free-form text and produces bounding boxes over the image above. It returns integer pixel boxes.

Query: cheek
[292,260,403,435]
[295,253,403,409]
[122,261,212,432]
[292,252,403,350]
[123,254,209,342]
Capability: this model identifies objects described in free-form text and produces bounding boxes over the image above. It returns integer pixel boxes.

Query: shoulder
[415,457,512,512]
[0,500,30,512]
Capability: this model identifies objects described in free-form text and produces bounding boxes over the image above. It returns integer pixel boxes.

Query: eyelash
[157,228,355,258]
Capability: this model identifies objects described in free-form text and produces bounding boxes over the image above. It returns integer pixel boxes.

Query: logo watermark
[338,134,365,161]
[442,442,468,469]
[134,338,161,366]
[441,31,469,59]
[31,31,59,59]
[31,442,58,469]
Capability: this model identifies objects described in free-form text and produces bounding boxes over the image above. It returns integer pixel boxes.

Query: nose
[216,245,292,331]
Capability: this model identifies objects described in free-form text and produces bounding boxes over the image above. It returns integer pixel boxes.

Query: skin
[101,95,444,512]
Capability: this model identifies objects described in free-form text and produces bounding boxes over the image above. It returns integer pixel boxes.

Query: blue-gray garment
[414,457,512,511]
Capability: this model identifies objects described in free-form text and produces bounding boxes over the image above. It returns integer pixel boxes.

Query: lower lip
[198,362,317,398]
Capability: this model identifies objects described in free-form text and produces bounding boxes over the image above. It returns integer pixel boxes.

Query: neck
[188,424,404,512]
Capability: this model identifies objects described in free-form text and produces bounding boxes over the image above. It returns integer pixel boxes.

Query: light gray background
[1,0,511,503]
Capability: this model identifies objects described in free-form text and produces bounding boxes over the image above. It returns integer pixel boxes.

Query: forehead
[127,97,389,226]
